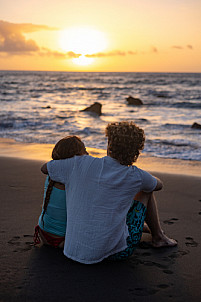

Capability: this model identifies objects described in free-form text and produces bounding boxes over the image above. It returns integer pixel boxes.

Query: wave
[0,116,44,130]
[74,127,102,136]
[146,138,199,149]
[0,122,13,128]
[163,123,190,130]
[0,98,14,102]
[172,102,201,109]
[144,100,201,109]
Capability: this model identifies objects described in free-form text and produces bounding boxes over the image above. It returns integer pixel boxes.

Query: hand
[154,177,163,191]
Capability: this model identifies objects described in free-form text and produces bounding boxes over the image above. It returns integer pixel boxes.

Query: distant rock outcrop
[81,102,102,116]
[126,96,143,106]
[42,105,51,109]
[191,122,201,129]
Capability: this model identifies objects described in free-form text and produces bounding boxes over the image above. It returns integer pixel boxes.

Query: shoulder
[134,166,157,192]
[74,154,97,164]
[133,165,148,176]
[77,154,102,162]
[130,165,154,181]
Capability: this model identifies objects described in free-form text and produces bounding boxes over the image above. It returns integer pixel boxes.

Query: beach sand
[0,139,201,301]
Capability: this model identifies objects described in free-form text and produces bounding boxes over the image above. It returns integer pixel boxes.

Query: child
[34,135,88,248]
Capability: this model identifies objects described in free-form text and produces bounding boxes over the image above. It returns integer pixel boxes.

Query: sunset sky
[0,0,201,72]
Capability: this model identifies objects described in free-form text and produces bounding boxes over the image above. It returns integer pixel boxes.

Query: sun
[59,27,108,65]
[72,55,94,66]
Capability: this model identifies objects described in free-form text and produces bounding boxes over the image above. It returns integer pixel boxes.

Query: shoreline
[0,137,200,176]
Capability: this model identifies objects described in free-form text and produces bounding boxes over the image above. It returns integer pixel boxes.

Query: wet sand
[0,139,201,301]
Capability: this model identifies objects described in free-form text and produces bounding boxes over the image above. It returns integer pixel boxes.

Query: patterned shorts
[108,200,147,261]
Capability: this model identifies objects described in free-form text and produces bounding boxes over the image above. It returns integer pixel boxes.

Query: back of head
[52,135,87,160]
[105,121,145,166]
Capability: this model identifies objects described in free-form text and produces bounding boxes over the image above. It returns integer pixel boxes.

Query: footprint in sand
[134,287,158,296]
[141,260,168,270]
[185,237,198,247]
[163,218,179,225]
[157,284,170,289]
[168,250,189,259]
[163,269,174,274]
[8,235,34,251]
[8,236,21,245]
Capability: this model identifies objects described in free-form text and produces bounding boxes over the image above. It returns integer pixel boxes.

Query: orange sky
[0,0,201,72]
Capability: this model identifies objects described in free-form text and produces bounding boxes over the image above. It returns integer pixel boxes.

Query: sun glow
[59,27,108,65]
[72,55,94,66]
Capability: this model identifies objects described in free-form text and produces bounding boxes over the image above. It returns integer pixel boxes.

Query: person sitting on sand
[34,135,88,248]
[41,121,177,263]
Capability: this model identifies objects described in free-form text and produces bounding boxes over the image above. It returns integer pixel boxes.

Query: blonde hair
[105,121,145,166]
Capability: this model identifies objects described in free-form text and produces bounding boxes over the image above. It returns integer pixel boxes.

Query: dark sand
[0,156,201,302]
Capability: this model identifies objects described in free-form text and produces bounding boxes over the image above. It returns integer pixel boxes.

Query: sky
[0,0,201,72]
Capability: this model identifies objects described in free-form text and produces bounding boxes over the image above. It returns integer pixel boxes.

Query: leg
[143,222,151,233]
[38,228,65,248]
[135,191,177,247]
[108,200,147,261]
[38,228,51,246]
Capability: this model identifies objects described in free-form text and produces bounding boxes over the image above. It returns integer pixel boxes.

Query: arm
[41,163,48,174]
[152,177,163,191]
[41,157,75,184]
[138,168,163,193]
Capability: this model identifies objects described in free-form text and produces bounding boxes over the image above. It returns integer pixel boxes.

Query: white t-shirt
[47,155,157,264]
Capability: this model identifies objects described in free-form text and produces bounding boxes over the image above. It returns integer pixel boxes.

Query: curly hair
[105,121,145,166]
[42,136,87,226]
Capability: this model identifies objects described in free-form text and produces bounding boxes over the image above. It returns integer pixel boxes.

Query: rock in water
[191,122,201,129]
[42,105,51,109]
[81,102,102,116]
[126,96,143,106]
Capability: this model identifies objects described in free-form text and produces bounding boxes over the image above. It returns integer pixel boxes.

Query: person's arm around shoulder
[41,157,75,184]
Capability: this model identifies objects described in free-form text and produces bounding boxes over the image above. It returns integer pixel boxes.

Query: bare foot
[143,223,151,233]
[152,233,177,248]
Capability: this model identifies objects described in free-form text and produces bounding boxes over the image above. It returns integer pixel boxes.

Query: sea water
[0,70,201,161]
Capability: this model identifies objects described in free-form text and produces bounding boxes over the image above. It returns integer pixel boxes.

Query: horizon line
[0,69,201,74]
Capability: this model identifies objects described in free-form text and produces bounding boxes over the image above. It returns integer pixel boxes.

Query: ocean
[1,70,201,161]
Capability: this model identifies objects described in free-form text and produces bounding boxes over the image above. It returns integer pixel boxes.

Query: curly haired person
[41,121,177,264]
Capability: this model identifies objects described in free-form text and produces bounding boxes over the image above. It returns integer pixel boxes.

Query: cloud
[66,51,82,58]
[128,51,138,55]
[85,50,138,57]
[186,44,193,50]
[151,46,158,53]
[85,48,158,58]
[39,48,66,58]
[85,50,126,58]
[38,48,82,59]
[0,20,57,54]
[0,20,163,61]
[172,45,183,50]
[172,44,194,51]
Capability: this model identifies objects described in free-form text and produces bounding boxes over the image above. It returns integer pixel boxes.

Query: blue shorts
[108,200,147,261]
